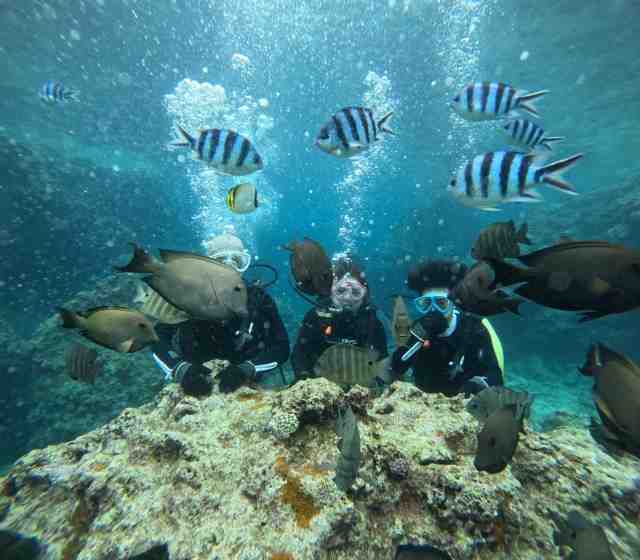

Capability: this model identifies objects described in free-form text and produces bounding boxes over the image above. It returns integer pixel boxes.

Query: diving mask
[331,273,367,311]
[414,289,453,315]
[211,249,251,273]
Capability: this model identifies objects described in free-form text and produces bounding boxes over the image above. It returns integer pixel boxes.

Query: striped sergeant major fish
[173,126,264,176]
[504,119,564,151]
[40,80,79,103]
[451,82,548,121]
[447,151,583,211]
[315,106,394,158]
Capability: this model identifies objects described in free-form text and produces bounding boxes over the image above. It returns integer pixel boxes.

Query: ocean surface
[1,0,640,491]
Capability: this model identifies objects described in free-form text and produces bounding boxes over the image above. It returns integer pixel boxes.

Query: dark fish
[172,126,263,175]
[471,220,532,260]
[282,237,333,297]
[474,404,524,474]
[452,82,548,121]
[314,344,384,387]
[451,261,523,317]
[40,80,79,103]
[134,283,189,324]
[553,510,615,560]
[115,243,248,321]
[334,407,361,491]
[448,151,582,211]
[391,296,411,347]
[128,544,170,560]
[487,240,640,321]
[395,543,452,559]
[59,306,159,353]
[227,182,258,214]
[0,529,43,560]
[504,119,564,151]
[316,106,394,158]
[579,343,640,450]
[466,386,534,423]
[65,343,102,384]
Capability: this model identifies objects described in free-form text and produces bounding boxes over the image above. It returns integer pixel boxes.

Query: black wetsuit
[153,285,290,377]
[391,312,503,396]
[291,301,388,379]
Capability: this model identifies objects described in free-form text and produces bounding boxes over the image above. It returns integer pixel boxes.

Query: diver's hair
[333,255,368,288]
[407,259,468,293]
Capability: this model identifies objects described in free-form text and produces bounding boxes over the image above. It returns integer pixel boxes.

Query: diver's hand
[176,362,213,397]
[218,361,256,393]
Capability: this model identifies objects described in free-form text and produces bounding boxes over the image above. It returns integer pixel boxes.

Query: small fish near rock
[474,403,525,474]
[65,343,102,384]
[334,406,361,492]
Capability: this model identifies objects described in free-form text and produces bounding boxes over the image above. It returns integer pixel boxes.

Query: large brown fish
[65,343,102,384]
[59,306,159,353]
[282,237,333,297]
[134,283,190,324]
[391,296,411,347]
[466,386,534,423]
[471,220,531,260]
[314,344,384,387]
[553,510,615,560]
[579,343,640,450]
[487,240,640,321]
[474,403,524,474]
[451,261,523,317]
[115,243,248,321]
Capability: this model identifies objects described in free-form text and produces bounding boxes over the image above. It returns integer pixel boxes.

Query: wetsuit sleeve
[250,292,290,367]
[291,309,322,377]
[460,322,503,393]
[370,314,389,359]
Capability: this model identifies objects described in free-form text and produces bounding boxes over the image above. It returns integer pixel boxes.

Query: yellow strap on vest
[481,318,505,379]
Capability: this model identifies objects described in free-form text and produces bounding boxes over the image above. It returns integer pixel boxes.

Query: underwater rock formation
[1,380,638,559]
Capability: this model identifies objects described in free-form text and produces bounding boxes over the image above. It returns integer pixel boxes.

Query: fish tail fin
[484,258,531,287]
[516,89,549,118]
[537,153,583,195]
[377,112,395,135]
[65,89,80,101]
[172,124,195,147]
[517,222,532,245]
[540,136,564,151]
[578,343,601,376]
[59,308,81,329]
[114,243,156,273]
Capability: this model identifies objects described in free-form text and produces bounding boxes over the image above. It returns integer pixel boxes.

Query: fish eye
[488,436,497,448]
[318,127,329,140]
[138,323,147,329]
[450,178,456,186]
[234,285,242,292]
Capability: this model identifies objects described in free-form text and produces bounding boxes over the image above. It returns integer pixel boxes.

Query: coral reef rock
[1,380,639,559]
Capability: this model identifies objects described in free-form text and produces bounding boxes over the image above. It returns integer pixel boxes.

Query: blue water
[1,0,640,466]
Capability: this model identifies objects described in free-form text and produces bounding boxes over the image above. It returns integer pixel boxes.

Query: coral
[268,411,300,441]
[0,379,639,559]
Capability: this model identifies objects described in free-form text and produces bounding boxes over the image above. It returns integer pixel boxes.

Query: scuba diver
[291,254,388,381]
[152,226,290,396]
[387,259,505,396]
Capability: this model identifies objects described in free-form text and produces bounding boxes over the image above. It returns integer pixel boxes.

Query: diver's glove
[174,362,213,397]
[218,361,256,393]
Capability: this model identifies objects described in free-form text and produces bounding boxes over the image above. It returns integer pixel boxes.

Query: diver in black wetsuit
[152,227,290,396]
[388,260,504,396]
[291,255,388,381]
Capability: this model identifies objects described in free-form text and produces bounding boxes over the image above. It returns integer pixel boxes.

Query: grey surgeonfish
[314,343,384,387]
[579,343,640,450]
[448,151,583,211]
[553,510,615,560]
[0,529,43,560]
[172,126,263,175]
[471,220,532,260]
[65,343,102,384]
[134,283,189,324]
[227,182,258,214]
[315,106,394,158]
[395,543,452,559]
[474,404,524,474]
[115,243,248,321]
[59,306,159,353]
[391,296,411,347]
[334,407,361,492]
[466,387,534,424]
[503,119,564,152]
[451,82,549,121]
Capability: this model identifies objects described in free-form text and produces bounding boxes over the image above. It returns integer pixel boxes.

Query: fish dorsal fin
[158,249,231,268]
[82,306,135,317]
[517,241,617,266]
[596,343,639,372]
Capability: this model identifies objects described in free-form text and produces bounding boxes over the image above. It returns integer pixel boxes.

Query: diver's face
[417,288,454,325]
[331,273,367,311]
